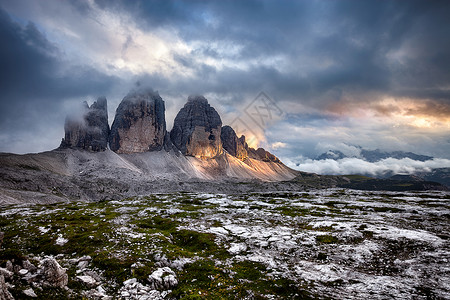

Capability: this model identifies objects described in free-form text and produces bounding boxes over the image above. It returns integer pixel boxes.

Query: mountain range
[316,148,433,162]
[314,148,450,187]
[0,89,447,206]
[0,89,302,205]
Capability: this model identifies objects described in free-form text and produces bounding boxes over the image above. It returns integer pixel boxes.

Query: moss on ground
[316,234,339,244]
[1,190,445,299]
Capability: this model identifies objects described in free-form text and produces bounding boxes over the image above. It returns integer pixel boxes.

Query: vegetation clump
[0,190,448,299]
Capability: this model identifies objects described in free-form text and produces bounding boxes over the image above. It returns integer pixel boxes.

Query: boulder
[22,260,37,272]
[76,275,97,288]
[0,275,13,300]
[0,269,12,280]
[60,97,109,151]
[110,89,166,153]
[4,262,12,273]
[147,267,178,290]
[22,288,37,298]
[220,126,248,161]
[40,257,68,288]
[170,95,222,158]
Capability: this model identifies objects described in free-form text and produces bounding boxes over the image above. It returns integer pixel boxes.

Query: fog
[291,157,450,176]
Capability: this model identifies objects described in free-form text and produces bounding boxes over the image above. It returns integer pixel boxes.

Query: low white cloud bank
[293,158,450,176]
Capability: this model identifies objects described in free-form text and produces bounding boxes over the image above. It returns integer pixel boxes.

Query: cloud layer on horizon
[0,0,449,164]
[290,157,450,177]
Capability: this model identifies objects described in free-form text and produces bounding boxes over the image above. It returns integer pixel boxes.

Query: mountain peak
[187,95,208,105]
[109,89,166,154]
[170,95,222,158]
[60,97,109,152]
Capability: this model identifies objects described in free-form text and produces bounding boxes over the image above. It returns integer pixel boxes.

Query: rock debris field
[0,189,449,299]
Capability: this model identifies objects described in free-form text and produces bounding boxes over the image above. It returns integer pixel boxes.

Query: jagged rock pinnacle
[109,89,166,153]
[221,125,248,161]
[170,95,222,158]
[60,97,109,151]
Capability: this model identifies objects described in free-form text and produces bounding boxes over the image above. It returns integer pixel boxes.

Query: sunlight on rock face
[245,134,260,149]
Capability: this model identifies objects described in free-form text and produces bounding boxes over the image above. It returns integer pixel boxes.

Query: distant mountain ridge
[313,148,450,187]
[316,148,433,162]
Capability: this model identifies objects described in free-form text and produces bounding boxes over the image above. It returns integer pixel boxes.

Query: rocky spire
[109,89,166,153]
[170,95,223,158]
[245,143,281,163]
[220,128,280,163]
[220,125,248,161]
[60,97,109,151]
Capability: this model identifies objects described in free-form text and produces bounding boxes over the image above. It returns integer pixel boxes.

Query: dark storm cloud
[0,8,57,100]
[0,7,119,152]
[0,8,118,100]
[1,0,450,157]
[92,0,450,110]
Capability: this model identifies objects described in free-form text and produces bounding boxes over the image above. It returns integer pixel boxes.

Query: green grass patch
[172,230,217,254]
[138,215,178,231]
[316,234,339,244]
[92,251,134,282]
[233,260,266,281]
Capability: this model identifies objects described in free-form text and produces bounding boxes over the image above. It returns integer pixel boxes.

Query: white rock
[209,226,229,235]
[0,268,13,279]
[77,260,89,270]
[18,269,29,275]
[23,288,37,297]
[148,267,177,290]
[148,290,162,298]
[40,257,68,288]
[121,291,130,297]
[22,260,37,272]
[76,275,97,287]
[163,275,178,290]
[129,288,137,295]
[228,243,247,254]
[55,236,68,246]
[0,275,14,300]
[5,261,13,272]
[38,226,50,234]
[160,290,171,298]
[97,285,107,294]
[79,255,92,261]
[123,278,137,286]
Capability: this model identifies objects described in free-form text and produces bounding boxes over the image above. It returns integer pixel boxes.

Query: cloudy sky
[1,0,449,173]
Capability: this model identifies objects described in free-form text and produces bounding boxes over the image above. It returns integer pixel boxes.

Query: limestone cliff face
[170,95,222,158]
[59,90,281,164]
[109,89,166,154]
[60,97,109,151]
[230,134,281,163]
[246,144,281,163]
[255,148,281,163]
[221,125,248,161]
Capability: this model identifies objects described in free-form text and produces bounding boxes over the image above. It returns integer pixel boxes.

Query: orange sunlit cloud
[328,97,450,130]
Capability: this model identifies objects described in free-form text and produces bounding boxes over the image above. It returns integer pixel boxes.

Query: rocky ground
[0,189,449,299]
